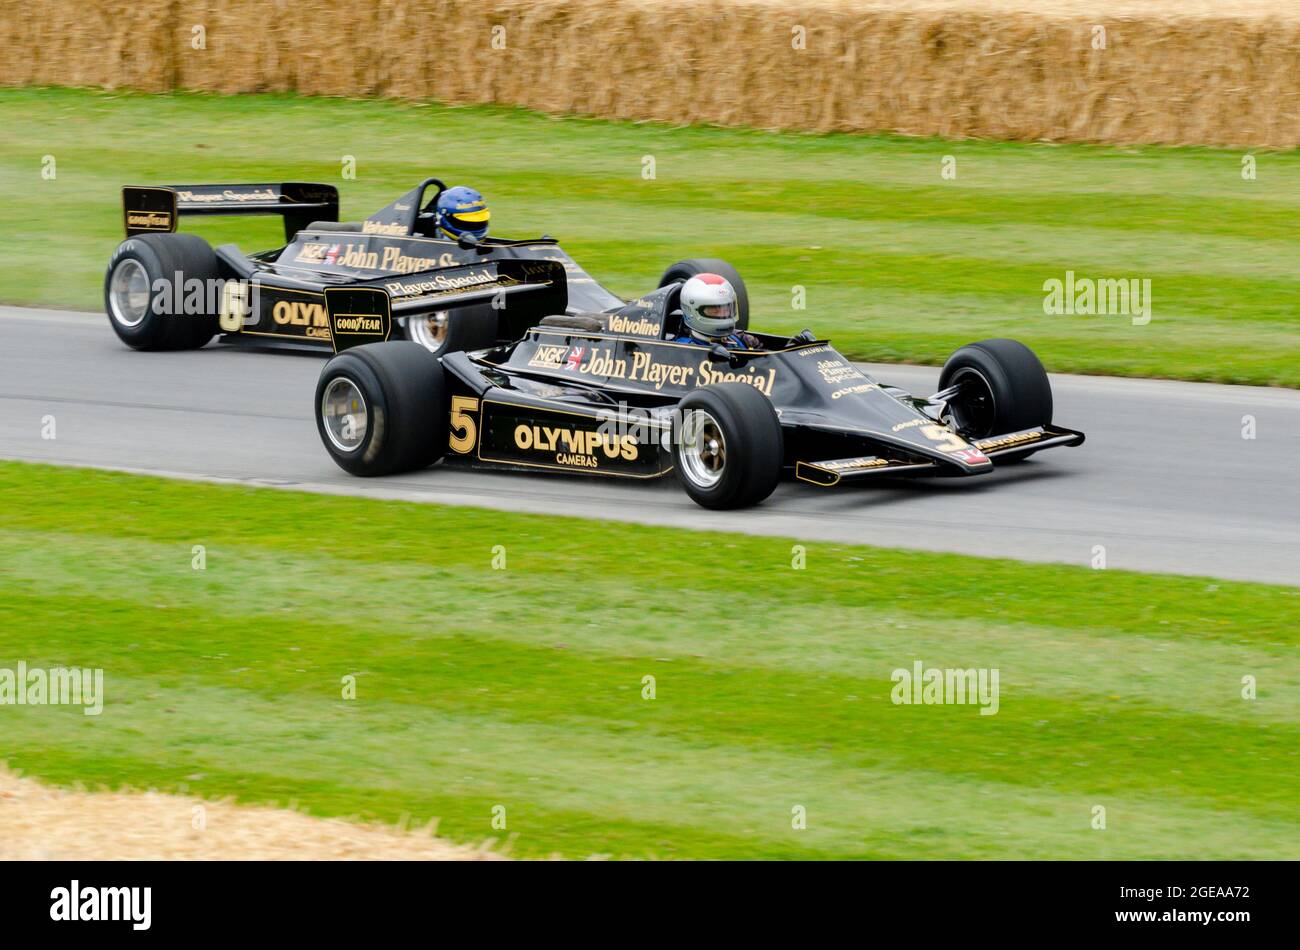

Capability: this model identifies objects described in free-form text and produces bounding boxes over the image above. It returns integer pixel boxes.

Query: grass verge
[0,461,1297,858]
[2,87,1299,386]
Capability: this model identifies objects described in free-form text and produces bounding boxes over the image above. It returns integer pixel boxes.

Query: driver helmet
[435,186,490,241]
[680,273,738,341]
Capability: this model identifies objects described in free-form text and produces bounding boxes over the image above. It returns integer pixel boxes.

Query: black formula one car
[311,279,1084,509]
[104,177,747,357]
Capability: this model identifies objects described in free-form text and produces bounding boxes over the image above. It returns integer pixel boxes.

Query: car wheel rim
[949,367,997,438]
[407,311,450,353]
[321,377,368,453]
[108,259,151,329]
[679,409,726,488]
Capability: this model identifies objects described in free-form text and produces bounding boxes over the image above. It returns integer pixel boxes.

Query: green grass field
[1,462,1296,859]
[2,87,1298,386]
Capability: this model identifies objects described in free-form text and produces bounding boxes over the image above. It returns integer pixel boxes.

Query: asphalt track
[3,305,1297,585]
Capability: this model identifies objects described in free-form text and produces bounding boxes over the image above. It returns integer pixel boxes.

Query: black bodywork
[119,177,631,353]
[424,282,1085,485]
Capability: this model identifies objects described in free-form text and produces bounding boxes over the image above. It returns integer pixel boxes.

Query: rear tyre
[658,258,749,330]
[938,339,1052,457]
[305,220,363,232]
[402,304,499,357]
[315,341,448,476]
[104,233,222,350]
[673,383,783,509]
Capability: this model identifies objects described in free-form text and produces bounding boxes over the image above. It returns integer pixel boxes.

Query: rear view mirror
[709,343,751,368]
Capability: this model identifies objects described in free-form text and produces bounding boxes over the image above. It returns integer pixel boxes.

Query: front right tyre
[938,338,1053,460]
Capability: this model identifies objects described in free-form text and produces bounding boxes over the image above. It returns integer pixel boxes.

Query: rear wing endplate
[123,183,340,241]
[324,258,568,353]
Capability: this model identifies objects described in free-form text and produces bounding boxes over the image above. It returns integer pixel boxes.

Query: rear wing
[324,259,568,353]
[122,183,339,241]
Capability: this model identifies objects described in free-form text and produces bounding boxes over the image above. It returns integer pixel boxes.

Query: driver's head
[680,273,738,341]
[435,186,490,241]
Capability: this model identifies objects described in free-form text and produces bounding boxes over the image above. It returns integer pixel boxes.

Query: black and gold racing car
[311,277,1084,509]
[104,176,747,357]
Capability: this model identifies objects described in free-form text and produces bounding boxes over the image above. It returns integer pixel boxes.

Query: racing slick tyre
[315,341,448,477]
[104,233,222,350]
[305,221,363,232]
[401,304,499,357]
[938,339,1052,459]
[658,258,749,330]
[673,383,783,509]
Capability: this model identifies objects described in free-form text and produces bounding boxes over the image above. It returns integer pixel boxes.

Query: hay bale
[0,766,503,860]
[2,0,1298,148]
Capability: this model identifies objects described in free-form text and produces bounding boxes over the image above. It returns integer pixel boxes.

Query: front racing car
[310,279,1084,509]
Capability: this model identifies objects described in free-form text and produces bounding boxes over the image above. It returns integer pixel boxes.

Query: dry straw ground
[0,768,503,860]
[2,0,1298,147]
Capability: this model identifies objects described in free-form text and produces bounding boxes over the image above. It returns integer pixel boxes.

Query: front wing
[795,425,1085,486]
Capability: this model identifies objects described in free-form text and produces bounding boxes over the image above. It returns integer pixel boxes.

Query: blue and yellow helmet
[435,185,490,241]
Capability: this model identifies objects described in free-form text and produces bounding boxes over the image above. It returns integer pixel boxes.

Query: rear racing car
[311,277,1084,509]
[105,177,748,357]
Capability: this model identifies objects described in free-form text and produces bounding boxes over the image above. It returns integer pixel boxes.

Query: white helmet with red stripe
[680,273,738,341]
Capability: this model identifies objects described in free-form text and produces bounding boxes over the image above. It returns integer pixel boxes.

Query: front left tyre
[938,338,1053,452]
[315,341,448,476]
[104,233,222,350]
